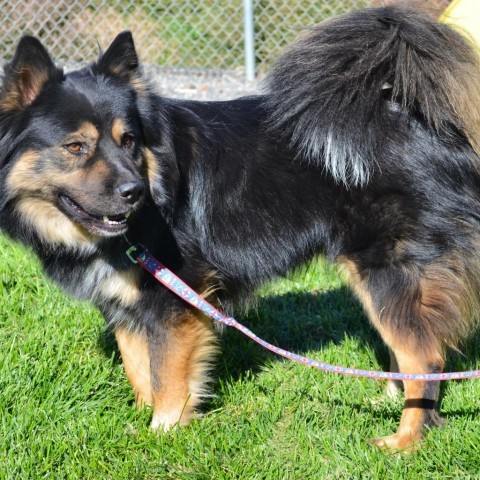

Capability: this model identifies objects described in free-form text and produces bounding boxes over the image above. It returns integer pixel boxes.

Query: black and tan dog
[1,6,480,450]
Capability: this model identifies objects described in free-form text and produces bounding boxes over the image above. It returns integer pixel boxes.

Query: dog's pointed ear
[96,31,140,83]
[1,36,61,112]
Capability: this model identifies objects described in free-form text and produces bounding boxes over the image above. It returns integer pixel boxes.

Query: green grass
[1,233,480,479]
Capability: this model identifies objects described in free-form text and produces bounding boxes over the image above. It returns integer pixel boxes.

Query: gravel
[144,66,260,101]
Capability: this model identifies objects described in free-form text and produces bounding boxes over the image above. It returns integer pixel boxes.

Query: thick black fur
[1,6,480,446]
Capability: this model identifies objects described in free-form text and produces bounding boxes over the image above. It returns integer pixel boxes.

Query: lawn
[1,233,480,479]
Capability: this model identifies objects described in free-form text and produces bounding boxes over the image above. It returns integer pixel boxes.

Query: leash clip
[125,245,140,264]
[124,235,148,265]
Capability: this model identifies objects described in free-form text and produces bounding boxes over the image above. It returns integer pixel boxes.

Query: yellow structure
[440,0,480,50]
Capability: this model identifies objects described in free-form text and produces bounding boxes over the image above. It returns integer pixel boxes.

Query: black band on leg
[404,398,436,409]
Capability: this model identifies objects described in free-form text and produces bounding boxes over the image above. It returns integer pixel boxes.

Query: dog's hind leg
[340,258,472,450]
[371,334,445,451]
[147,310,218,432]
[386,348,403,399]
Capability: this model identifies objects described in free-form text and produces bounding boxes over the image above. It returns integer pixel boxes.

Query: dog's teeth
[125,211,131,219]
[103,216,109,223]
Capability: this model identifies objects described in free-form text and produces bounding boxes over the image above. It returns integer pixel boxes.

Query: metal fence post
[243,0,256,81]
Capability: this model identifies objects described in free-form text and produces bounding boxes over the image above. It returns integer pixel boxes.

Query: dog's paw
[150,408,193,432]
[369,433,421,453]
[151,411,181,432]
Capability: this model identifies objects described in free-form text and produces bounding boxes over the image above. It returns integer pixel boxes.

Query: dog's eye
[65,142,85,154]
[121,133,135,148]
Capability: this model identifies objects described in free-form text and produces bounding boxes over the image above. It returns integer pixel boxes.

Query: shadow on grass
[97,284,480,414]
[215,286,385,381]
[216,286,480,382]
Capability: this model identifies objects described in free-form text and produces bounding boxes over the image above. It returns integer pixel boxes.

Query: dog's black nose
[117,180,144,204]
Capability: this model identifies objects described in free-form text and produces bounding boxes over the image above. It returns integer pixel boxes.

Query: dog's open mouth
[58,194,131,236]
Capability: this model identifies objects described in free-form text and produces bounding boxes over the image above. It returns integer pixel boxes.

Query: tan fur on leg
[115,327,153,407]
[339,257,453,450]
[149,312,218,432]
[372,337,445,451]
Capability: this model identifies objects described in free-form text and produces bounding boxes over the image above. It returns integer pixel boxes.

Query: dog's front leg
[148,310,218,431]
[115,326,153,407]
[115,311,217,431]
[116,309,218,431]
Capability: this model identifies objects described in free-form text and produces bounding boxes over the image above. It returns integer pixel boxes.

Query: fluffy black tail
[265,6,480,187]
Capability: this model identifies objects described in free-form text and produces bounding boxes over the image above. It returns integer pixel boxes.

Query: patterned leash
[126,243,480,382]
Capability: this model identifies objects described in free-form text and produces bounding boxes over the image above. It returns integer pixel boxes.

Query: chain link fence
[0,0,451,77]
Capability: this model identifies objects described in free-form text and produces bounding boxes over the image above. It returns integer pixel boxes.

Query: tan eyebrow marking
[112,118,127,145]
[63,121,100,146]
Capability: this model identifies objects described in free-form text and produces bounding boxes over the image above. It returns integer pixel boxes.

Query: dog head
[0,32,157,250]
